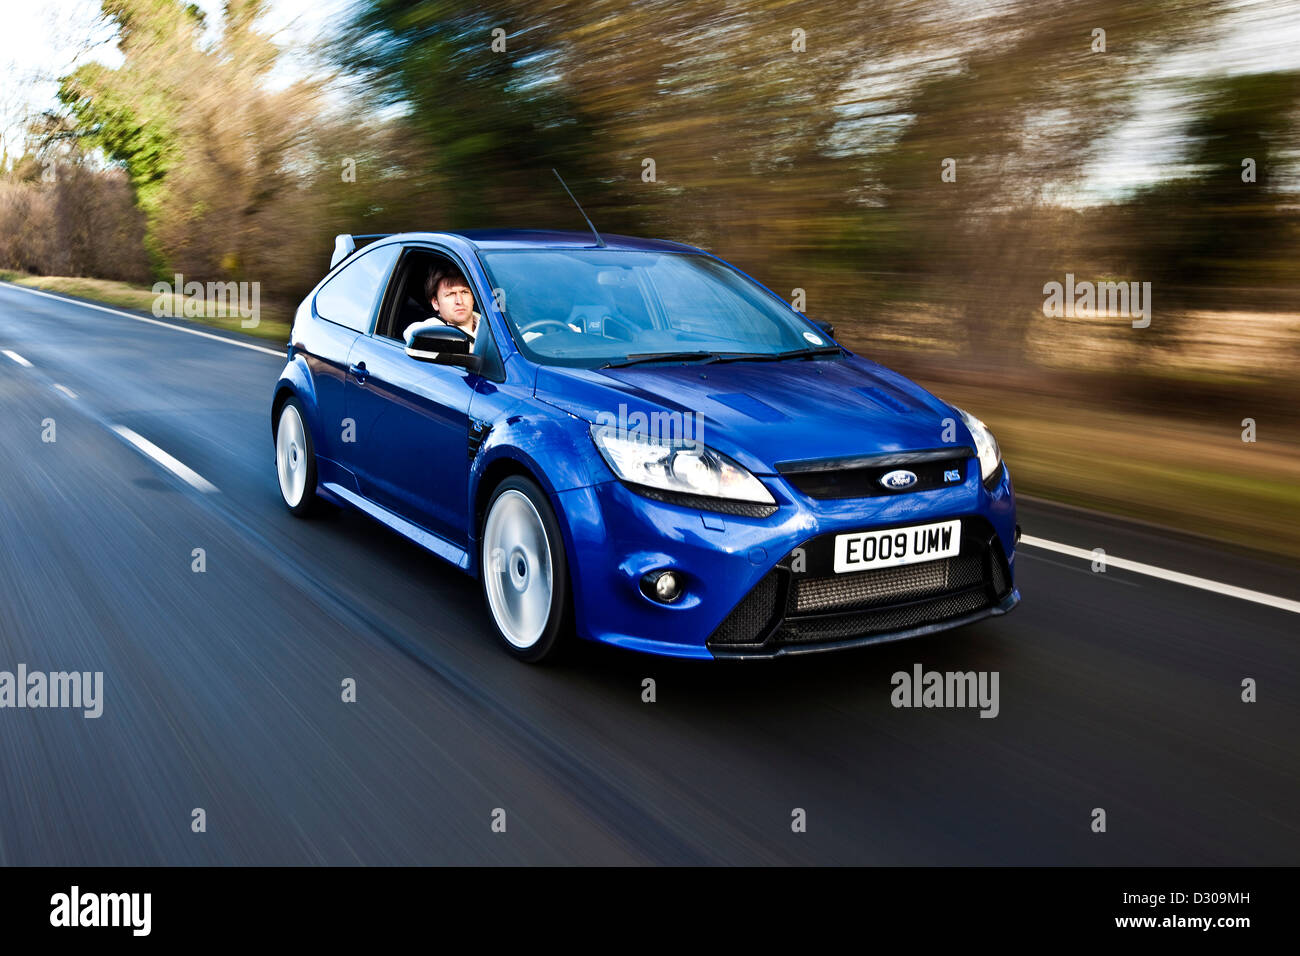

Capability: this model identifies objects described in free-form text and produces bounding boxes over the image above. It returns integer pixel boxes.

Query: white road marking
[52,383,78,399]
[111,425,219,494]
[1021,534,1300,615]
[0,281,284,357]
[2,349,33,366]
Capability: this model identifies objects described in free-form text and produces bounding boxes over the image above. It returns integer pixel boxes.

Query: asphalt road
[0,281,1296,865]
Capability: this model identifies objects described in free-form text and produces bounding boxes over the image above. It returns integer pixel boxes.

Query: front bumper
[553,460,1019,659]
[706,516,1018,658]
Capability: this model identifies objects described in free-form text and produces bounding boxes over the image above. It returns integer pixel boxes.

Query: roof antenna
[552,168,606,248]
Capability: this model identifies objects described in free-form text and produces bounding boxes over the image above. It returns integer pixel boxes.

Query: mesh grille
[709,572,780,645]
[792,554,984,613]
[991,550,1008,596]
[777,588,991,644]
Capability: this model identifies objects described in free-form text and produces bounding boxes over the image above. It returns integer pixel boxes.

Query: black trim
[778,450,973,500]
[623,482,778,518]
[775,446,975,474]
[467,420,492,460]
[708,590,1019,659]
[981,460,1006,492]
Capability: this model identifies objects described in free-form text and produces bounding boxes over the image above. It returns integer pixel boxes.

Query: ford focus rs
[271,229,1019,661]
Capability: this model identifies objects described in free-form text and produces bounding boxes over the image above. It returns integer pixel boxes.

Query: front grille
[779,589,991,643]
[709,571,780,645]
[775,448,973,500]
[707,517,1015,654]
[792,554,983,613]
[991,549,1007,595]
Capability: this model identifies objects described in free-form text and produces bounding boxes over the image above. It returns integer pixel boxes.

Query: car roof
[394,229,705,254]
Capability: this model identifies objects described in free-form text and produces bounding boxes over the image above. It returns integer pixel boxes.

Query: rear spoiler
[330,233,392,269]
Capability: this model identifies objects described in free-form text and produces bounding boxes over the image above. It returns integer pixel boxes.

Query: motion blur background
[2,0,1297,558]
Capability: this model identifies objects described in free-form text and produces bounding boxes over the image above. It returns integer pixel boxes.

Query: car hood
[533,355,967,475]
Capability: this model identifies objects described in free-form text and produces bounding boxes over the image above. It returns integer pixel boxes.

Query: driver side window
[375,249,458,343]
[375,247,504,379]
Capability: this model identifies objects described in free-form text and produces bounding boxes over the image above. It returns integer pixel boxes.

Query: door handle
[349,361,368,383]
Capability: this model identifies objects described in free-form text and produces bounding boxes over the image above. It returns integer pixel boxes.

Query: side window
[377,249,453,342]
[314,243,402,333]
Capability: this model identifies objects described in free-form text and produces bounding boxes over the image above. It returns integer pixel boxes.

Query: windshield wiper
[598,345,841,370]
[706,346,843,364]
[773,345,843,360]
[598,351,720,369]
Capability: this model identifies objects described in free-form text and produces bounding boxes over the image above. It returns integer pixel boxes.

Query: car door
[305,242,402,479]
[343,246,480,544]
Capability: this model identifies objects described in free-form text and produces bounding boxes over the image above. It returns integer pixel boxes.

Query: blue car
[271,229,1019,661]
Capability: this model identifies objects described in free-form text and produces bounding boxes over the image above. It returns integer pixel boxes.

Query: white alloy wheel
[276,402,309,508]
[482,489,554,649]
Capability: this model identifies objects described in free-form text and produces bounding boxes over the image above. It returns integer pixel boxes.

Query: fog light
[641,570,683,604]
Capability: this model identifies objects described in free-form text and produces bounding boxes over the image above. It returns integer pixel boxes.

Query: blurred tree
[56,1,200,273]
[1117,70,1300,314]
[58,0,324,282]
[338,0,635,231]
[34,0,1300,384]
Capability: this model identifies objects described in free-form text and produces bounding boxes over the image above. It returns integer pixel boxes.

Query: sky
[0,0,354,162]
[2,0,1298,202]
[1067,0,1300,203]
[0,0,353,106]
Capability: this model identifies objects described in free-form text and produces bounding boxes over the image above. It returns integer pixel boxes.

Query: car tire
[480,475,573,663]
[274,396,320,517]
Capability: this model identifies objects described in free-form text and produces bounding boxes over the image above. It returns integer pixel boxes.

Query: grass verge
[926,380,1300,565]
[0,270,291,343]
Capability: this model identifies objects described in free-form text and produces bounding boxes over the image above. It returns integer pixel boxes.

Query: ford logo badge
[879,469,918,490]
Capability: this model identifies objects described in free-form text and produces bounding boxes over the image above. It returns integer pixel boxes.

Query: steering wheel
[517,318,575,336]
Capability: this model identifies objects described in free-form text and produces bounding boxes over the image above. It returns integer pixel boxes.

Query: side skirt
[322,481,471,572]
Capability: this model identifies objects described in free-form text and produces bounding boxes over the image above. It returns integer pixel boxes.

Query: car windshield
[477,249,833,368]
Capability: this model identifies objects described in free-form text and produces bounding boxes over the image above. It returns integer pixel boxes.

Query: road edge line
[111,425,220,494]
[1020,534,1300,615]
[0,280,284,358]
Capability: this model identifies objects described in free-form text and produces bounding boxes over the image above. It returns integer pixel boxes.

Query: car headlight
[954,407,1002,483]
[589,424,775,504]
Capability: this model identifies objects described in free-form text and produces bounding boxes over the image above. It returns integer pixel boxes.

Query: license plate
[833,519,961,573]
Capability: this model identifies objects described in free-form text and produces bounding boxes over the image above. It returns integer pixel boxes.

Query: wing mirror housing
[406,326,482,372]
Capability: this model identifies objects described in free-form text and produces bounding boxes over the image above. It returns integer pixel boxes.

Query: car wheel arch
[271,364,321,447]
[474,456,548,538]
[271,384,296,439]
[471,453,577,579]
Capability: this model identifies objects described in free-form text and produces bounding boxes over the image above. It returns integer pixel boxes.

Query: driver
[404,264,481,344]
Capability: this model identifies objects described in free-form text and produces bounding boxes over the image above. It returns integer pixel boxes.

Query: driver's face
[433,280,474,327]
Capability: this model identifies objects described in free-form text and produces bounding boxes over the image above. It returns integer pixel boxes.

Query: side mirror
[813,319,835,338]
[406,326,482,372]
